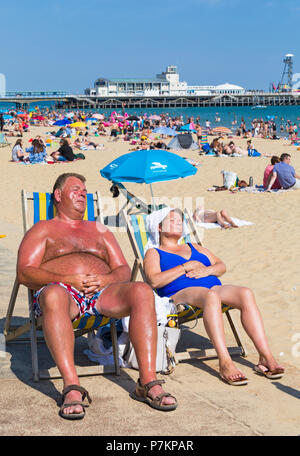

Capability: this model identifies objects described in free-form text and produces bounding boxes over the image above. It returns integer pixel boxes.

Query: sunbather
[143,207,284,386]
[11,139,28,162]
[193,206,238,228]
[17,173,177,419]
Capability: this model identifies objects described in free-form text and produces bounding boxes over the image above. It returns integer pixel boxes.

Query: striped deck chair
[4,190,120,381]
[123,208,247,363]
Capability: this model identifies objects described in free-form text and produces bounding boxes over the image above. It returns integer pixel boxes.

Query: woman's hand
[183,261,209,279]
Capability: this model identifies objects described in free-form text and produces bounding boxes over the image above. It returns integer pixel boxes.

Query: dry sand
[0,127,300,436]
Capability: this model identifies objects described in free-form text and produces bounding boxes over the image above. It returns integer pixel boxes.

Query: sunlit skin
[144,210,284,384]
[17,176,176,416]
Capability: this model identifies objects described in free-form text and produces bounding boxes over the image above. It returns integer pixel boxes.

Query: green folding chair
[4,190,120,381]
[123,208,247,363]
[0,132,10,148]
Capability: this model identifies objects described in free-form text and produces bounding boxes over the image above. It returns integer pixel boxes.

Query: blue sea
[1,101,300,134]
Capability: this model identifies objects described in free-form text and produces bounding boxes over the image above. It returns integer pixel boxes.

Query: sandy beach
[0,127,300,436]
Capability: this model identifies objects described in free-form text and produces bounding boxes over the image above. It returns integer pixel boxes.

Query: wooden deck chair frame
[4,190,120,381]
[123,207,247,364]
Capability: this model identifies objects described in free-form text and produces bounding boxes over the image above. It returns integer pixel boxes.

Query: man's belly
[41,252,111,275]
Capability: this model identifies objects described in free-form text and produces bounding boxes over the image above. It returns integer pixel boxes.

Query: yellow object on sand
[0,235,6,238]
[70,122,86,128]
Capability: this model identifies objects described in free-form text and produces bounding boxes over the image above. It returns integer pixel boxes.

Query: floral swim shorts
[33,282,107,322]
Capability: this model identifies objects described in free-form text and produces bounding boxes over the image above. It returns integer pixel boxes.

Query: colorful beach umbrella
[53,119,72,126]
[180,123,197,133]
[69,122,86,128]
[152,127,178,136]
[211,126,232,134]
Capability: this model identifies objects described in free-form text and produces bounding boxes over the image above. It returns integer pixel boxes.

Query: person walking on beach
[265,153,300,191]
[0,113,4,132]
[17,173,177,419]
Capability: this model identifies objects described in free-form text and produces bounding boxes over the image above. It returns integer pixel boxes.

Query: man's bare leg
[97,281,176,406]
[39,284,84,416]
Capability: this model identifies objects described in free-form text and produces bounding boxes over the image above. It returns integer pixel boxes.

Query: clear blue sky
[1,0,299,92]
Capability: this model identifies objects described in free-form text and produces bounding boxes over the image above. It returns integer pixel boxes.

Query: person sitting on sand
[73,134,98,150]
[143,207,285,386]
[193,206,238,228]
[11,139,28,162]
[265,153,300,191]
[210,137,223,156]
[26,138,48,164]
[16,173,177,419]
[263,156,281,190]
[51,138,84,162]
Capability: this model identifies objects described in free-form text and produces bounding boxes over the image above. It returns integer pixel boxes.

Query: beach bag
[124,326,181,375]
[75,152,85,160]
[221,170,238,189]
[248,149,261,157]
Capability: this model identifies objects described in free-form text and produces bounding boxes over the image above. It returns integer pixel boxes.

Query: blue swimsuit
[155,243,222,298]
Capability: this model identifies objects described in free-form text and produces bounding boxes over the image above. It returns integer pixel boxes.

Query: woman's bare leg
[216,211,230,229]
[172,287,247,381]
[220,210,238,228]
[212,285,284,372]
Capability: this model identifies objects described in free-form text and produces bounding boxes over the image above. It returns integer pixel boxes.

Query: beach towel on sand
[195,217,254,229]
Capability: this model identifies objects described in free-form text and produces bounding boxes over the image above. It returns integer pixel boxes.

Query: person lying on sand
[193,206,238,228]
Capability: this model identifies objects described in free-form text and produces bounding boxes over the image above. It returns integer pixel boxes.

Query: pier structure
[59,92,300,109]
[0,91,300,110]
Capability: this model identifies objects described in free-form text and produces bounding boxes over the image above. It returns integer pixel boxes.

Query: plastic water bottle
[249,176,253,187]
[167,299,178,328]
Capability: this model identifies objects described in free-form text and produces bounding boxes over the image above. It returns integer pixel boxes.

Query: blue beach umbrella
[152,127,178,136]
[53,119,72,126]
[180,123,197,133]
[100,149,197,207]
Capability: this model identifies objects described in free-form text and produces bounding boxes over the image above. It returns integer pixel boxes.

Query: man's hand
[63,274,97,295]
[81,274,109,298]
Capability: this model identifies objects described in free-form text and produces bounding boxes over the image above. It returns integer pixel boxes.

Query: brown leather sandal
[130,379,177,411]
[59,384,92,420]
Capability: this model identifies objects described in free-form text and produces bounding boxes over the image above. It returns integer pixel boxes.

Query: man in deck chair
[17,172,177,420]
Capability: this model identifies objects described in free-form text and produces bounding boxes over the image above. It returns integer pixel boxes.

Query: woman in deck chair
[143,207,284,386]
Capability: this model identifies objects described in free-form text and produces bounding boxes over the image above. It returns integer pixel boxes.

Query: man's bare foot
[147,384,177,407]
[61,389,84,416]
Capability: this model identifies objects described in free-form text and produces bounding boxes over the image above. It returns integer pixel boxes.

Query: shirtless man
[17,173,177,419]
